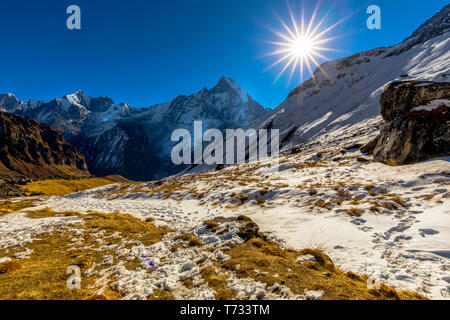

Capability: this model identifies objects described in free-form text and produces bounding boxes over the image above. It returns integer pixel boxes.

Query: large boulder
[373,81,450,165]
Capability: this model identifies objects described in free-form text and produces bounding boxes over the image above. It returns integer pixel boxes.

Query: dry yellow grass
[255,197,265,205]
[0,208,168,300]
[193,216,426,300]
[294,162,328,170]
[0,205,427,300]
[221,237,424,300]
[390,195,408,207]
[204,220,220,232]
[0,200,37,216]
[314,200,333,211]
[234,193,249,203]
[351,196,362,205]
[422,193,437,201]
[21,175,129,196]
[25,208,169,247]
[174,233,202,247]
[343,207,363,217]
[0,260,22,274]
[200,266,235,300]
[0,230,122,300]
[329,199,343,206]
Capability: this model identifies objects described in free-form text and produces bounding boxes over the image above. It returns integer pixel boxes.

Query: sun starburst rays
[265,4,339,84]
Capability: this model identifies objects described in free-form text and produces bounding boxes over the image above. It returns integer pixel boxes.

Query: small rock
[357,156,371,163]
[296,254,316,264]
[255,289,265,300]
[305,290,324,300]
[102,255,114,266]
[181,261,196,272]
[214,251,230,263]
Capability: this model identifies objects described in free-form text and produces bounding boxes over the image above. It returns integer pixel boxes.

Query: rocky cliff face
[0,112,89,180]
[372,81,450,165]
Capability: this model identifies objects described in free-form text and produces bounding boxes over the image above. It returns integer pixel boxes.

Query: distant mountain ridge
[0,77,269,180]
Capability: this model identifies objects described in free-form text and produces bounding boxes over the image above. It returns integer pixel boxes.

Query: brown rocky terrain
[0,112,89,182]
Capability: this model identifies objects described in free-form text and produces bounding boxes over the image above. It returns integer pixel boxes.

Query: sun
[290,36,314,57]
[264,3,343,84]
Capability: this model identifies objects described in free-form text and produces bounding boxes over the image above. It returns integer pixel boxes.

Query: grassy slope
[0,205,426,300]
[20,175,129,196]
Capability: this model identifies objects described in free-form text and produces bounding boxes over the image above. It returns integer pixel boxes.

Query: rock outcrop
[372,81,450,165]
[0,112,90,180]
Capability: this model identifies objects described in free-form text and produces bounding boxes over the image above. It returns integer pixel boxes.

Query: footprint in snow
[419,229,439,237]
[351,218,366,226]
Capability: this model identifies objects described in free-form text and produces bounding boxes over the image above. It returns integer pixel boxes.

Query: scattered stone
[360,136,380,155]
[181,261,196,272]
[357,156,371,163]
[102,255,114,266]
[296,254,317,264]
[345,143,363,151]
[305,290,324,300]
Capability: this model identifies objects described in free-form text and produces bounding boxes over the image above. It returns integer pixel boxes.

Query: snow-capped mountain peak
[210,76,250,104]
[0,93,21,111]
[0,77,269,180]
[225,77,250,103]
[62,90,91,111]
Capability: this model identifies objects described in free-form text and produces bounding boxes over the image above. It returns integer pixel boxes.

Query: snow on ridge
[412,99,450,112]
[225,78,249,103]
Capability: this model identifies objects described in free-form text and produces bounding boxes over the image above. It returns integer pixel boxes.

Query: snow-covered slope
[258,5,450,151]
[183,5,450,177]
[21,148,450,299]
[0,77,269,180]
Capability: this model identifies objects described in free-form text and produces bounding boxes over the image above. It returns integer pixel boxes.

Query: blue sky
[0,0,447,108]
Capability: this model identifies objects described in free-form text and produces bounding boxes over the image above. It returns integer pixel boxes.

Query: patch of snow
[411,99,450,112]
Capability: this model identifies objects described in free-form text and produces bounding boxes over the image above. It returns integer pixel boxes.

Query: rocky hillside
[0,112,89,180]
[0,77,269,180]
